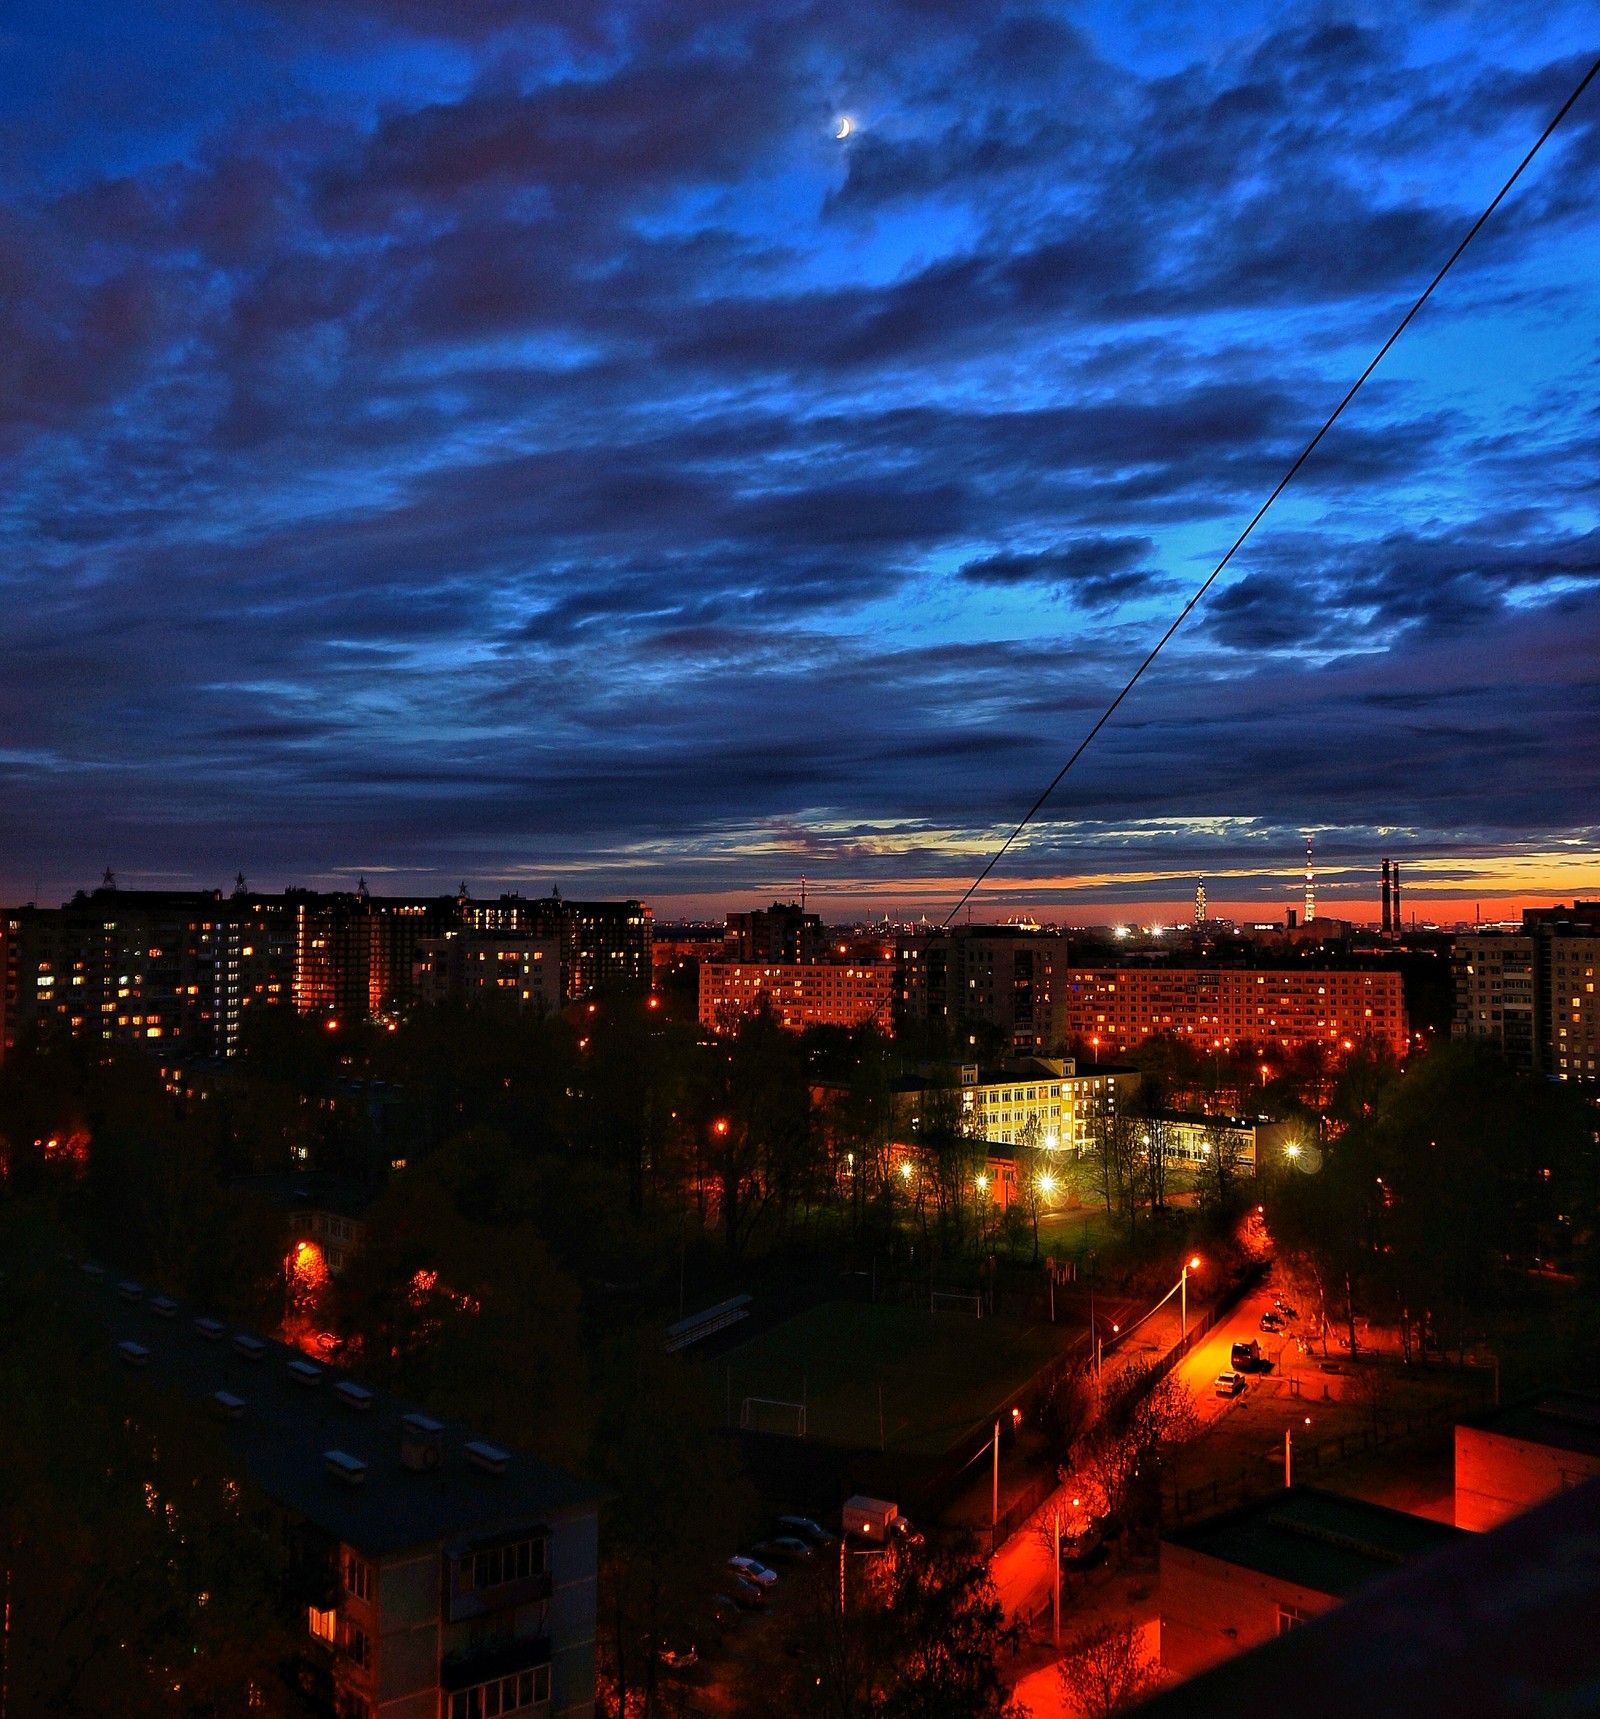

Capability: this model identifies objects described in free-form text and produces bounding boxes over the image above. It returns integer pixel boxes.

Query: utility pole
[1284,1426,1292,1488]
[1052,1511,1061,1647]
[992,1420,1000,1527]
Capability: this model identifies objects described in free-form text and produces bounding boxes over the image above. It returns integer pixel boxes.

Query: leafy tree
[0,1213,303,1717]
[878,1538,1024,1719]
[1056,1619,1161,1717]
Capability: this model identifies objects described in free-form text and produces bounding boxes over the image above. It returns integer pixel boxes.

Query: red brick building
[698,959,894,1034]
[1055,965,1407,1059]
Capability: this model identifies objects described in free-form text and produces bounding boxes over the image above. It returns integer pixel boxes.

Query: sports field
[713,1300,1068,1457]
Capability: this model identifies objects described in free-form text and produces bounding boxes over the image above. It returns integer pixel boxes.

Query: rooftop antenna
[233,871,248,897]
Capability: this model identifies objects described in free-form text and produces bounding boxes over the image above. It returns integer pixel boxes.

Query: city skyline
[2,4,1598,917]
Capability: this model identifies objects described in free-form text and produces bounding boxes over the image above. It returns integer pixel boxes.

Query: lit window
[309,1606,336,1642]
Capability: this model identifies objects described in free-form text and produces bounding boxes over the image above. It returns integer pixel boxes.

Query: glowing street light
[1182,1255,1202,1339]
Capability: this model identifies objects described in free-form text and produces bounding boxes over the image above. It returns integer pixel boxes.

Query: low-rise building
[890,1057,1140,1150]
[96,1270,601,1719]
[1160,1486,1462,1682]
[1454,1391,1600,1532]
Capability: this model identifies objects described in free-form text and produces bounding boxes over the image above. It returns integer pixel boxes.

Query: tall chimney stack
[1392,862,1401,935]
[1381,858,1392,936]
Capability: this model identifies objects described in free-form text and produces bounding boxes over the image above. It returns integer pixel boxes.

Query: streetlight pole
[992,1419,1000,1528]
[1284,1426,1292,1488]
[1181,1256,1201,1341]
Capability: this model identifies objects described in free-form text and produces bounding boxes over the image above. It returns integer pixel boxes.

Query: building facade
[466,894,653,1000]
[1054,964,1407,1059]
[890,1057,1141,1151]
[724,901,824,964]
[1,881,653,1061]
[1160,1487,1461,1682]
[1455,1392,1600,1532]
[698,959,895,1034]
[98,1270,601,1719]
[1452,904,1600,1080]
[895,927,1064,1054]
[414,933,563,1016]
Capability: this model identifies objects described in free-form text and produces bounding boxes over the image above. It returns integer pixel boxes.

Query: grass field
[712,1300,1068,1457]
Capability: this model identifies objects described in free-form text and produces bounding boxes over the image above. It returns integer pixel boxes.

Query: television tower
[1304,836,1315,924]
[1194,877,1206,928]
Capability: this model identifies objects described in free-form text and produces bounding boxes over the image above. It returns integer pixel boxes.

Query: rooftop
[1460,1390,1600,1460]
[1140,1478,1600,1719]
[88,1267,601,1558]
[1163,1485,1462,1599]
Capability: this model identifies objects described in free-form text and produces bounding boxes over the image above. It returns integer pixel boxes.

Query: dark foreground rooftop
[1459,1389,1600,1460]
[1163,1485,1462,1599]
[1141,1477,1600,1718]
[88,1265,600,1557]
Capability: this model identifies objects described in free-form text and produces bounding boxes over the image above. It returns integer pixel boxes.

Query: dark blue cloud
[0,1,1597,911]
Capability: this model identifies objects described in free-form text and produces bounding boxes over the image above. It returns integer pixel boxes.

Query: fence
[979,1261,1268,1554]
[1167,1391,1479,1521]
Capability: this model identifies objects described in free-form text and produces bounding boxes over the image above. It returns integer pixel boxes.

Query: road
[990,1276,1289,1626]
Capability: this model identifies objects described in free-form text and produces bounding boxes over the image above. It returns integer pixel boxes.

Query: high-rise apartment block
[895,926,1062,1053]
[1453,903,1600,1080]
[1,879,653,1061]
[465,894,652,1000]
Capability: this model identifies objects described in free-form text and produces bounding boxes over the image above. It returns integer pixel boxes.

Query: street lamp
[1181,1255,1202,1340]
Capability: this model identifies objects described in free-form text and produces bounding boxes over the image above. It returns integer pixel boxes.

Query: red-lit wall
[1159,1544,1337,1681]
[1454,1427,1600,1532]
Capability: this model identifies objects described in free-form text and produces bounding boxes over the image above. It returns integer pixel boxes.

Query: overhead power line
[942,49,1600,929]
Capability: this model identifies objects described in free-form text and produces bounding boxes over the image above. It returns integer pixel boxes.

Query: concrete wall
[1160,1543,1336,1681]
[1455,1427,1600,1532]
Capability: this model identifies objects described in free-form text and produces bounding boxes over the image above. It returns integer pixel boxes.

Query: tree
[1197,1115,1249,1211]
[1056,1619,1161,1717]
[879,1538,1025,1719]
[0,1212,303,1717]
[591,1337,753,1719]
[1074,1361,1199,1541]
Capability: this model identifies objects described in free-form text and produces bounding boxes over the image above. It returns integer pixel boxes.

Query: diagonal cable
[942,49,1600,929]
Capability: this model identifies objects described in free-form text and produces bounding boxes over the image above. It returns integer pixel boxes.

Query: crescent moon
[835,115,854,140]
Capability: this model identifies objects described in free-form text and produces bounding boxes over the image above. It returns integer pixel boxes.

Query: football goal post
[930,1288,984,1319]
[740,1397,808,1437]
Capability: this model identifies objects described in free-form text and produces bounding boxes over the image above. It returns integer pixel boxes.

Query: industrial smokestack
[1392,862,1401,935]
[1382,858,1392,937]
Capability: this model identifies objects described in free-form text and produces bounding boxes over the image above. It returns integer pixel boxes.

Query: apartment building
[466,894,653,999]
[414,932,563,1016]
[1452,904,1600,1080]
[698,959,894,1034]
[1055,965,1408,1059]
[96,1268,600,1719]
[895,926,1062,1054]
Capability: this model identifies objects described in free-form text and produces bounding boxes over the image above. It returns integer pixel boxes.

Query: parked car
[752,1536,814,1562]
[708,1595,743,1630]
[1274,1298,1299,1320]
[1260,1311,1284,1333]
[1060,1517,1104,1565]
[889,1516,924,1547]
[658,1640,699,1672]
[1215,1370,1247,1397]
[1231,1340,1270,1373]
[728,1577,766,1611]
[728,1556,779,1588]
[778,1515,836,1547]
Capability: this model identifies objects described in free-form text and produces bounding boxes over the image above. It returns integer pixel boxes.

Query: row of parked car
[1215,1296,1301,1395]
[665,1502,926,1672]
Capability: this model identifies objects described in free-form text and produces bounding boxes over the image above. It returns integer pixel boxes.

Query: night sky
[2,2,1597,921]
